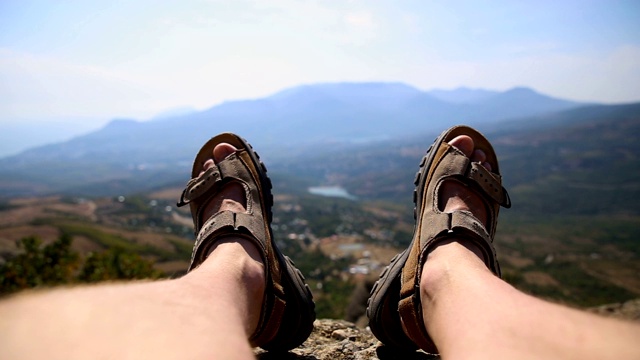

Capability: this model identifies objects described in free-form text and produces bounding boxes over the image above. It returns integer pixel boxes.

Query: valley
[1,181,638,319]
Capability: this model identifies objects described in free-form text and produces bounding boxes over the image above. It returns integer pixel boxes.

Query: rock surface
[255,319,437,360]
[589,298,640,321]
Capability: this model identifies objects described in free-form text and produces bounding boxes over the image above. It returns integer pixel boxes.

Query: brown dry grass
[581,260,640,295]
[317,234,400,265]
[501,254,535,268]
[0,225,61,253]
[0,195,192,265]
[148,187,182,200]
[1,196,96,227]
[155,260,190,276]
[523,271,560,287]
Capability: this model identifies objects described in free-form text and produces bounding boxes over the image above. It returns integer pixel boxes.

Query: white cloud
[0,48,155,121]
[340,11,377,46]
[344,12,374,27]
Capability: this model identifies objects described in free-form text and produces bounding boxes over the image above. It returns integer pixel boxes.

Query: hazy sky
[1,0,639,128]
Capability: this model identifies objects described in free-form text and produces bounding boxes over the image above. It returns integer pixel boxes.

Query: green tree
[79,247,163,282]
[0,234,164,296]
[0,234,80,294]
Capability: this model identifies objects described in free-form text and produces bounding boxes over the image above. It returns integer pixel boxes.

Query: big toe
[213,143,237,163]
[448,135,474,157]
[448,135,492,172]
[198,143,238,177]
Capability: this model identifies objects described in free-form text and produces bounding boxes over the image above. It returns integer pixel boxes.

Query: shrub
[0,234,163,296]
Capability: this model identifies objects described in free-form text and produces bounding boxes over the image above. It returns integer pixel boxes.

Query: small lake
[339,243,364,251]
[308,186,357,200]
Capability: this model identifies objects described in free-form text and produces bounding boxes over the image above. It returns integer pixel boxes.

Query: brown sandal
[177,133,315,351]
[367,125,511,353]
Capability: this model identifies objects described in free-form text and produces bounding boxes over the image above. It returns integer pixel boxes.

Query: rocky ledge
[255,319,436,360]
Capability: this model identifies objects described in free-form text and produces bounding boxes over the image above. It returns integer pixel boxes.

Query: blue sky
[0,0,639,154]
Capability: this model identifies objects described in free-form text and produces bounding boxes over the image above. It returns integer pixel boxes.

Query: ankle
[419,239,489,301]
[187,238,266,336]
[203,238,265,288]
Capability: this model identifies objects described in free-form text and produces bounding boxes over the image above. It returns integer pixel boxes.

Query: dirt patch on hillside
[523,271,560,287]
[71,235,105,253]
[148,187,182,200]
[0,225,61,254]
[502,254,535,268]
[156,260,190,277]
[581,260,640,295]
[1,196,96,227]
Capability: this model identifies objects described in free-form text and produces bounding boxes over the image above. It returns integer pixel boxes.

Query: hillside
[1,153,639,315]
[271,103,640,214]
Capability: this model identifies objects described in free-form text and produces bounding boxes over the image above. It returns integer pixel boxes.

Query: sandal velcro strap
[177,166,223,207]
[468,162,511,208]
[177,152,251,208]
[419,211,494,255]
[436,143,511,209]
[189,211,268,271]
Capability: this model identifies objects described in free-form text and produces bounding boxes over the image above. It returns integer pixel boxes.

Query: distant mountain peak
[266,81,427,110]
[504,86,538,94]
[499,86,573,102]
[150,106,197,121]
[427,87,499,104]
[270,81,422,100]
[293,81,419,90]
[314,81,420,91]
[104,118,138,128]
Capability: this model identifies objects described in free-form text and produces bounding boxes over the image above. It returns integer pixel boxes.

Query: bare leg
[420,135,640,360]
[0,144,264,360]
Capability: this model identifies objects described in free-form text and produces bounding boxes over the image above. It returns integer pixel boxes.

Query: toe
[202,159,215,169]
[447,135,474,157]
[471,149,486,163]
[199,159,215,177]
[198,143,238,177]
[471,149,493,172]
[213,143,238,163]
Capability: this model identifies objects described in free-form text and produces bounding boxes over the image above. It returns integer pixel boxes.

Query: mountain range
[0,81,621,198]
